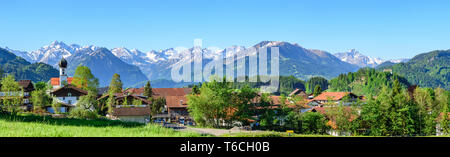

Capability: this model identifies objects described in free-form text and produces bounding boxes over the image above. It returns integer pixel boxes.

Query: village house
[49,84,88,113]
[0,79,35,111]
[288,88,312,99]
[110,105,152,123]
[164,96,192,124]
[45,58,87,113]
[97,90,156,123]
[307,92,360,107]
[99,93,152,123]
[310,106,357,136]
[123,87,193,124]
[18,80,35,111]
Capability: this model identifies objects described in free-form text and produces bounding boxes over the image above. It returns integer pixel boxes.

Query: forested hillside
[0,48,59,82]
[379,50,449,90]
[328,68,410,96]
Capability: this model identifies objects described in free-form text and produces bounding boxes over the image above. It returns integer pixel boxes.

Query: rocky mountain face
[5,42,149,87]
[334,49,410,68]
[334,49,384,68]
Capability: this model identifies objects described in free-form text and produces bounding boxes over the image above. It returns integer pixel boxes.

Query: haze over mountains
[3,41,412,87]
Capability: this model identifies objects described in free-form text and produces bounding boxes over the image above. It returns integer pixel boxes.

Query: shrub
[68,108,99,119]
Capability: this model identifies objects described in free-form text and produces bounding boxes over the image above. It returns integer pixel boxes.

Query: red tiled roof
[311,106,358,129]
[50,77,73,86]
[166,96,188,108]
[437,112,450,121]
[311,106,327,114]
[269,96,288,105]
[313,92,352,101]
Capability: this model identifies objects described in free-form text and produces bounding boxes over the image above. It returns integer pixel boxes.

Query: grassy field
[0,113,207,137]
[2,113,447,137]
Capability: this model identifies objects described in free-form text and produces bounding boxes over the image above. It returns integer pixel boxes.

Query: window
[68,92,72,97]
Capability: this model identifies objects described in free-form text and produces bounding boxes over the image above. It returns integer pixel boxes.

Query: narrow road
[164,124,264,136]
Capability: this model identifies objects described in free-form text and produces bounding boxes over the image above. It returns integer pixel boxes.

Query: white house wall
[55,96,78,106]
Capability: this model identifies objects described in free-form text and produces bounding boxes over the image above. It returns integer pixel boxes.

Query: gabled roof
[51,84,88,95]
[18,80,32,88]
[50,77,73,86]
[18,80,34,91]
[124,87,145,96]
[116,94,152,105]
[313,92,356,101]
[166,96,188,108]
[289,88,308,97]
[152,88,192,97]
[98,92,151,105]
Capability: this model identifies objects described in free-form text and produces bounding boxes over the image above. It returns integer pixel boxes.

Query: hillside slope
[0,48,59,82]
[379,50,449,90]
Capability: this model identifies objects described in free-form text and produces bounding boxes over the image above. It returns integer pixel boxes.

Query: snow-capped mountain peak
[334,49,384,68]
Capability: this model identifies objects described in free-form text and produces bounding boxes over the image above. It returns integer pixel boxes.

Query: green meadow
[0,113,206,137]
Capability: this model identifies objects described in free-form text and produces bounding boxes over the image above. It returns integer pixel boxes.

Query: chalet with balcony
[0,79,35,111]
[49,84,88,113]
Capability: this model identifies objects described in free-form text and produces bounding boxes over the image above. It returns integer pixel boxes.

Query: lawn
[0,113,207,137]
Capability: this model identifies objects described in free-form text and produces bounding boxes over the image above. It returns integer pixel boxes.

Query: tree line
[187,76,449,136]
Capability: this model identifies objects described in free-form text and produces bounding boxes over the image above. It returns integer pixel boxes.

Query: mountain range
[334,49,409,68]
[5,41,148,87]
[2,41,414,88]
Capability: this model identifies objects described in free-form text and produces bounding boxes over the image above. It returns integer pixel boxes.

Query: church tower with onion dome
[58,57,68,86]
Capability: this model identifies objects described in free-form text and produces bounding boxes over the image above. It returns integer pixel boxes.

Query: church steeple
[59,58,68,85]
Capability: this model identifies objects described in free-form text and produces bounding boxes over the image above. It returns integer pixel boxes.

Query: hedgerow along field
[0,113,208,137]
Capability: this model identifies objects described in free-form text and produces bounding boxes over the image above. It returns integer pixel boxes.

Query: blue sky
[0,0,449,59]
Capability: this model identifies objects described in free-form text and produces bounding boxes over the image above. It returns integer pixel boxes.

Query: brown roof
[288,88,308,97]
[112,106,151,116]
[18,80,32,88]
[116,94,152,105]
[313,92,354,101]
[123,88,192,97]
[51,84,88,95]
[18,80,34,91]
[166,96,188,108]
[124,87,145,96]
[153,88,192,97]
